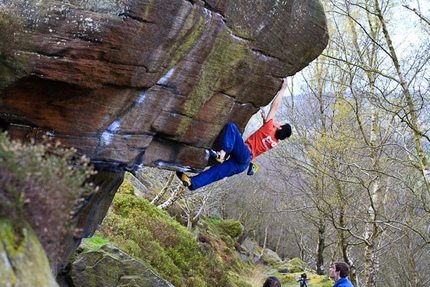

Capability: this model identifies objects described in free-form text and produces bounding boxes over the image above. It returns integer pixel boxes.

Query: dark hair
[334,262,350,278]
[262,276,281,287]
[275,123,292,140]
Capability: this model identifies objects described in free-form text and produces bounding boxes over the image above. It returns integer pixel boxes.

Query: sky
[391,0,430,49]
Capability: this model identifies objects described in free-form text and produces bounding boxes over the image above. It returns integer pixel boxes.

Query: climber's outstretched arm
[265,78,288,122]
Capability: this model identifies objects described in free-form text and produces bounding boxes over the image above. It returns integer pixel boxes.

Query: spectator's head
[335,262,350,278]
[262,276,281,287]
[275,123,292,140]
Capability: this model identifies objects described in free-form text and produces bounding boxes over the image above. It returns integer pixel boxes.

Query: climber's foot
[176,171,191,187]
[208,149,227,163]
[247,162,259,175]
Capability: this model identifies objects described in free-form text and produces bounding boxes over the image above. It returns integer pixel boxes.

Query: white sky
[391,0,430,48]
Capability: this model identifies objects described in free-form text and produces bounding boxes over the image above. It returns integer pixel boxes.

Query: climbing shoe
[208,148,226,163]
[176,171,191,187]
[247,162,258,175]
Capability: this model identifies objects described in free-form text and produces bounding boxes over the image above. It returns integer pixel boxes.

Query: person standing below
[329,262,355,287]
[262,276,281,287]
[176,78,292,190]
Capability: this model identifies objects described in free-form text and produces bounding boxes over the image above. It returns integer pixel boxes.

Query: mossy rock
[290,266,305,273]
[0,219,59,287]
[289,257,309,272]
[69,244,173,287]
[208,218,243,239]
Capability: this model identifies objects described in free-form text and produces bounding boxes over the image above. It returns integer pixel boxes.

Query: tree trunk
[151,171,175,205]
[157,184,185,210]
[375,0,430,204]
[315,217,325,275]
[261,223,269,256]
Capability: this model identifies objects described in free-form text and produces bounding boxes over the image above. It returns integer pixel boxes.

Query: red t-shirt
[244,119,278,160]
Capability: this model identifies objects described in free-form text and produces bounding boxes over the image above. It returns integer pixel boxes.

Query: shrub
[214,219,243,238]
[0,132,96,268]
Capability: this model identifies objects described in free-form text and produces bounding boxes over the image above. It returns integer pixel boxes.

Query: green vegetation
[0,7,30,91]
[80,236,110,253]
[0,131,96,264]
[95,190,253,287]
[88,177,333,287]
[207,218,243,238]
[279,273,332,287]
[0,132,95,222]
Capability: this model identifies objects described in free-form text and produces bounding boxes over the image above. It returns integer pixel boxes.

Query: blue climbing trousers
[189,122,251,190]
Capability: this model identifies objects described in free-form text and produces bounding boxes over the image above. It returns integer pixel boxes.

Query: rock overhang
[0,0,329,172]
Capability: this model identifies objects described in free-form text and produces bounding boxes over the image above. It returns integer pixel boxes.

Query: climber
[176,78,291,190]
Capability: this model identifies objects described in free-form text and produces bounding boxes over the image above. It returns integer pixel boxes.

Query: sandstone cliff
[0,0,328,172]
[0,0,329,280]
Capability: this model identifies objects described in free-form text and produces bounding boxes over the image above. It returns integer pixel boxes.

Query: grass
[80,236,109,253]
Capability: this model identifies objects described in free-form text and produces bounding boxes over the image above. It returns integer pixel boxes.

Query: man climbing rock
[177,78,291,190]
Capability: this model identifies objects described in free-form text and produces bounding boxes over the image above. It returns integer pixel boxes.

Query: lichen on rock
[69,244,174,287]
[0,219,59,287]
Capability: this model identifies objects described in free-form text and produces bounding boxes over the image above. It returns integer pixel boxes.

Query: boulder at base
[68,244,174,287]
[0,219,59,287]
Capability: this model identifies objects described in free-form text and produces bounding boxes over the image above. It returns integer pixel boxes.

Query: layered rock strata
[0,0,328,172]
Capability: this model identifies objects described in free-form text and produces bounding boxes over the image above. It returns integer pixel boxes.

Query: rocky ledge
[0,0,328,172]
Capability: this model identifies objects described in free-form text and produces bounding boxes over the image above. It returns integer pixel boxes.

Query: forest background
[141,0,430,286]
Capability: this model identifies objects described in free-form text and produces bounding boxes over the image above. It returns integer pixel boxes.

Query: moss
[288,257,309,273]
[206,217,243,238]
[97,192,200,286]
[0,52,31,92]
[141,0,155,21]
[290,265,305,273]
[0,219,58,286]
[0,7,31,91]
[0,219,27,258]
[0,9,19,55]
[186,276,205,287]
[254,245,263,255]
[170,8,206,65]
[80,236,109,253]
[117,177,135,195]
[96,189,253,287]
[215,219,243,238]
[264,257,280,266]
[178,26,251,120]
[281,272,332,287]
[280,274,299,285]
